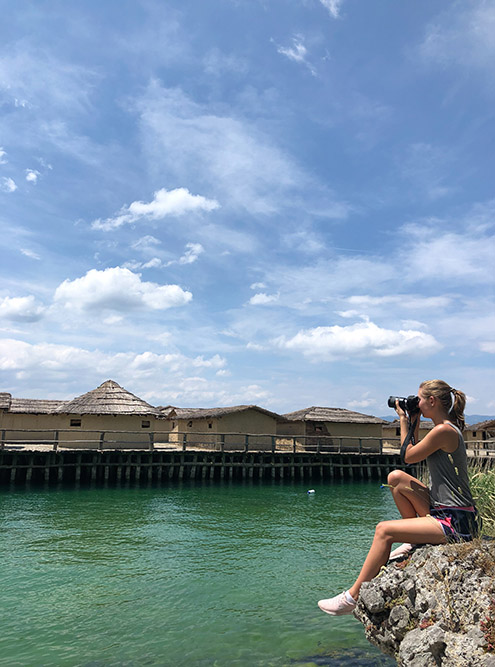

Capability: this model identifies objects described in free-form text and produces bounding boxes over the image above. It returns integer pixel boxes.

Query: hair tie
[450,388,456,413]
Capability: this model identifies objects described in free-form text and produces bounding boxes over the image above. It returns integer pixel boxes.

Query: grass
[468,461,495,537]
[419,459,495,537]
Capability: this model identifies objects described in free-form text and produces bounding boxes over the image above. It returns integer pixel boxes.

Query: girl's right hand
[395,399,407,420]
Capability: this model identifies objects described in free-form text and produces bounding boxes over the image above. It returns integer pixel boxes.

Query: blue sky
[1,0,494,415]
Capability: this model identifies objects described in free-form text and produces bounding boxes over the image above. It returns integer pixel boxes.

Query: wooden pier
[0,449,415,486]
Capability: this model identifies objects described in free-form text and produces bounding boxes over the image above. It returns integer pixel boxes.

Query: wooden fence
[0,427,391,454]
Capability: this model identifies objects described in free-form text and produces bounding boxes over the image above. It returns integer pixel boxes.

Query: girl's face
[418,388,434,418]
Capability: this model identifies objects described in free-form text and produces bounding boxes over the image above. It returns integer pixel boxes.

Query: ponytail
[420,380,466,430]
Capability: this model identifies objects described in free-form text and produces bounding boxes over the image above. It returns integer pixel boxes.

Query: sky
[1,0,494,417]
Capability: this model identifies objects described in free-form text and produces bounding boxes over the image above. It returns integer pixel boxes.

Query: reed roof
[468,419,495,431]
[55,380,159,415]
[0,392,12,410]
[164,404,283,421]
[8,398,69,414]
[282,406,386,424]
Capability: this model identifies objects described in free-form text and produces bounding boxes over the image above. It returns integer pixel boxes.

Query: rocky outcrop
[354,540,495,666]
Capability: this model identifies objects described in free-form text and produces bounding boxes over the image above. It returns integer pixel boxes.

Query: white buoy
[307,489,315,494]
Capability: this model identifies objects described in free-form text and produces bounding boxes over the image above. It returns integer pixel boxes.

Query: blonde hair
[420,379,466,430]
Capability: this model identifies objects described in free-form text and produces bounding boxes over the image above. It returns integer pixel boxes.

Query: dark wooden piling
[0,449,419,487]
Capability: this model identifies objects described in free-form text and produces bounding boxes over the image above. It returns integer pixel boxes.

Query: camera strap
[400,415,418,466]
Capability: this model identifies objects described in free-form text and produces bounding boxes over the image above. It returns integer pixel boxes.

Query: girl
[318,379,481,616]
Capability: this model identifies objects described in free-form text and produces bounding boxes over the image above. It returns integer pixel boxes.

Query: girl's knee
[375,521,394,543]
[387,469,406,487]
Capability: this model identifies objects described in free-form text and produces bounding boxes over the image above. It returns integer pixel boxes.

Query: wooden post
[182,433,187,452]
[244,435,249,453]
[53,430,59,452]
[149,432,155,451]
[220,433,225,453]
[10,455,17,483]
[1,429,5,451]
[99,432,105,451]
[26,455,33,482]
[271,436,276,454]
[292,437,297,454]
[358,438,362,454]
[91,455,98,482]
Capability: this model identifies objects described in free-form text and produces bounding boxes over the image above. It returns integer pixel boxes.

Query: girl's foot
[318,591,356,616]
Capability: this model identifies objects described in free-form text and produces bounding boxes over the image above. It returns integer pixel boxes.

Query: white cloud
[20,248,41,260]
[132,235,161,252]
[276,37,316,76]
[178,242,204,265]
[135,84,345,216]
[400,224,495,284]
[480,341,495,354]
[0,339,226,387]
[53,267,192,312]
[0,147,7,164]
[25,169,40,183]
[1,177,17,193]
[250,282,266,290]
[249,292,280,306]
[319,0,343,19]
[274,320,441,361]
[419,3,495,74]
[347,295,452,310]
[92,187,220,231]
[0,48,98,115]
[142,257,163,269]
[0,296,44,322]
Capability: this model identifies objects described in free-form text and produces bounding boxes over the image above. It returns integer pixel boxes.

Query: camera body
[388,395,420,414]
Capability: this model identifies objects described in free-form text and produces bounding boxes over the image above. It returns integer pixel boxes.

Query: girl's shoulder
[431,421,460,451]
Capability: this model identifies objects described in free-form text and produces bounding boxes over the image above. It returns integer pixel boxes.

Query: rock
[355,540,495,665]
[399,624,445,665]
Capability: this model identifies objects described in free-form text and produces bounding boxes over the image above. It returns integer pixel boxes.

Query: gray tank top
[427,422,474,508]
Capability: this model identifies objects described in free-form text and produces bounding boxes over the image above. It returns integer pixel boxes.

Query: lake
[0,480,396,666]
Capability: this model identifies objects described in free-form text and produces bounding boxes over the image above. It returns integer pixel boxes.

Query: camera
[387,395,420,414]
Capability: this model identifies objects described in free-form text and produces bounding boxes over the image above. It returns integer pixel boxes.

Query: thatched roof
[8,398,69,414]
[0,392,12,410]
[55,380,159,415]
[163,404,283,422]
[282,406,386,425]
[468,419,495,431]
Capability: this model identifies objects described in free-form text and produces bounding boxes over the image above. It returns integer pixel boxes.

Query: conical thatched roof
[282,406,386,424]
[55,380,159,415]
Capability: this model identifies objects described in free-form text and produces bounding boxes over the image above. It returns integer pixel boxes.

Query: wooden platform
[0,449,420,486]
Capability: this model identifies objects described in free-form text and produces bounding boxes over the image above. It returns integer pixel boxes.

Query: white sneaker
[389,542,413,561]
[318,591,356,616]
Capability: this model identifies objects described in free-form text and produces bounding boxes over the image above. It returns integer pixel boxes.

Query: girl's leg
[348,516,445,600]
[387,470,430,518]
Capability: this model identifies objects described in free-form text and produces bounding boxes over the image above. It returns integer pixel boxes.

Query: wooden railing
[0,427,388,454]
[1,428,492,456]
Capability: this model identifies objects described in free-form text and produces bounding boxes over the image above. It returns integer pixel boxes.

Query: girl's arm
[402,422,458,464]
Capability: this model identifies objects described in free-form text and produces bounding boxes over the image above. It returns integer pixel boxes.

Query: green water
[0,481,396,666]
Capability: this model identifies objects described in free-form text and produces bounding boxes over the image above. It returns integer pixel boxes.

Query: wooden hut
[464,419,495,451]
[163,405,283,450]
[278,406,386,452]
[0,380,170,449]
[382,419,434,450]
